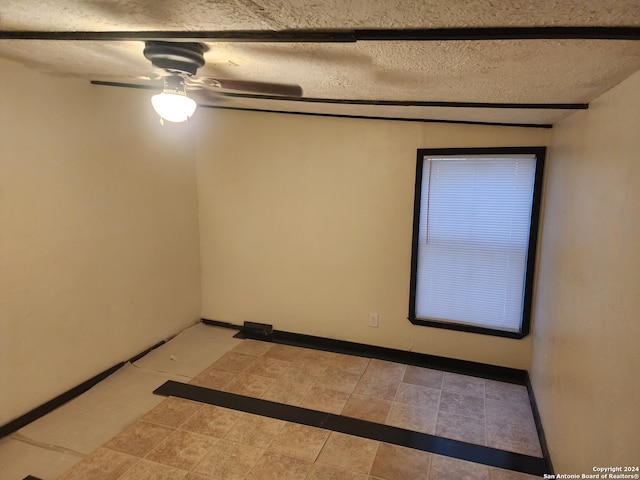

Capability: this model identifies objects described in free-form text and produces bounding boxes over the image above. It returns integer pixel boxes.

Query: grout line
[483,384,489,450]
[426,450,433,479]
[367,441,381,477]
[433,406,442,441]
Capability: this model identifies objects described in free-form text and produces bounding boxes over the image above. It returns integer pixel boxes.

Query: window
[409,147,545,338]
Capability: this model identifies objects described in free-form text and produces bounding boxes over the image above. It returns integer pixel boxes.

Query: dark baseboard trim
[128,339,167,363]
[0,362,124,439]
[155,380,547,476]
[201,318,243,330]
[236,326,528,385]
[526,374,555,475]
[0,337,169,439]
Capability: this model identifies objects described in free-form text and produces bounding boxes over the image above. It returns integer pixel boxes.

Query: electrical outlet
[368,313,379,328]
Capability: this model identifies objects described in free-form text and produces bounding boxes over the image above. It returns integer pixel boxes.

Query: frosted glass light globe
[151,92,197,123]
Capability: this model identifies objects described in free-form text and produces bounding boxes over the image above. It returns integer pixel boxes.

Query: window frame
[408,146,546,339]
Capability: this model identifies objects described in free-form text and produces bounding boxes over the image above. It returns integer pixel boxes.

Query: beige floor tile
[403,366,444,389]
[386,402,437,435]
[353,375,401,402]
[180,405,243,438]
[295,356,335,375]
[229,339,274,357]
[435,411,486,445]
[306,463,370,480]
[486,421,542,457]
[118,459,188,480]
[258,379,314,405]
[245,451,313,480]
[316,367,362,394]
[189,367,237,389]
[299,348,338,364]
[243,356,291,378]
[316,432,379,474]
[145,429,218,470]
[394,382,441,409]
[439,390,485,419]
[223,413,285,448]
[210,352,257,373]
[103,420,174,457]
[370,442,431,480]
[279,361,327,385]
[429,454,490,480]
[485,398,541,457]
[141,397,202,428]
[192,439,263,479]
[263,344,308,362]
[485,398,536,427]
[279,362,327,385]
[267,422,330,462]
[330,354,370,376]
[485,381,530,404]
[341,394,392,424]
[299,385,351,414]
[57,447,138,480]
[442,373,485,397]
[222,372,275,397]
[363,359,407,382]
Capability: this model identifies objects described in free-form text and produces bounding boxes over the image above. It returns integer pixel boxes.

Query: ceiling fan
[142,41,303,123]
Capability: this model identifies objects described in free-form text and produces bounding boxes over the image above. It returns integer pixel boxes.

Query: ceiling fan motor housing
[143,41,206,76]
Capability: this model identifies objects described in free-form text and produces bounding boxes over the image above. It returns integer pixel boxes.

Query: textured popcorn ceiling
[1,0,640,126]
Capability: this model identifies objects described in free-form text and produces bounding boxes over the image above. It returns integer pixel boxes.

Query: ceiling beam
[219,92,589,110]
[2,26,640,42]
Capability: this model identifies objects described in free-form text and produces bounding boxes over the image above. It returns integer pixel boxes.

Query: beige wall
[197,109,549,369]
[531,70,640,470]
[0,59,202,425]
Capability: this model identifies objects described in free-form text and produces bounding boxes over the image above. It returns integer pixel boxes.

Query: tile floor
[0,323,543,480]
[189,339,542,458]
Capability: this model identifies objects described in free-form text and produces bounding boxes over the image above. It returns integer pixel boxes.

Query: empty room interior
[1,2,639,479]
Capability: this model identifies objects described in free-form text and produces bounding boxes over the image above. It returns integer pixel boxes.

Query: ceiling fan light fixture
[151,76,197,123]
[151,92,196,123]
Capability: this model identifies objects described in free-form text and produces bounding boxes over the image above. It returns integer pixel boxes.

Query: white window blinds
[414,155,537,332]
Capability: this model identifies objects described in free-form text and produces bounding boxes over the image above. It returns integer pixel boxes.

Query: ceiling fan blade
[197,77,303,97]
[188,87,228,105]
[91,80,161,92]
